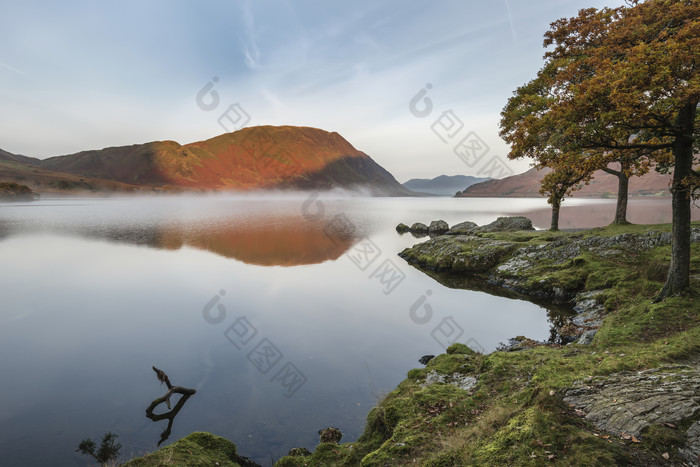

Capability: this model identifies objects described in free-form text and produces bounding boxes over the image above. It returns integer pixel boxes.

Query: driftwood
[145,366,196,446]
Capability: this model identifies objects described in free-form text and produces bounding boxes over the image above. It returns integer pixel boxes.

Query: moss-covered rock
[399,235,518,273]
[123,432,254,467]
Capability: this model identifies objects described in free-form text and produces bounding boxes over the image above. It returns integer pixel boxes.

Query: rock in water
[429,220,449,235]
[410,222,429,233]
[396,223,410,233]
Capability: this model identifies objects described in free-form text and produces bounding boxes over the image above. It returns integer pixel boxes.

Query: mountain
[14,125,411,195]
[403,175,491,196]
[457,167,673,198]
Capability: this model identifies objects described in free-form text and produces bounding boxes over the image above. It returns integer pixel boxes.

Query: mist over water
[0,194,690,465]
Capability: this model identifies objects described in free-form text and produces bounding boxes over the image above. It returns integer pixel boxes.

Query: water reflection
[412,268,577,346]
[0,215,358,267]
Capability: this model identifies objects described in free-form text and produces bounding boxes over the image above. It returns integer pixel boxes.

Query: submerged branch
[146,367,196,446]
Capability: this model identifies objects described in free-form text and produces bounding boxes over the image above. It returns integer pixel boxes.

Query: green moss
[446,342,478,355]
[124,432,241,466]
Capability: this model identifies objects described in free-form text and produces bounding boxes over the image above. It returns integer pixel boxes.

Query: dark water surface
[0,195,684,465]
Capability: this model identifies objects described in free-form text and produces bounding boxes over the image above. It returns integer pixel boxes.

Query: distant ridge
[403,175,491,196]
[0,126,414,196]
[458,167,673,198]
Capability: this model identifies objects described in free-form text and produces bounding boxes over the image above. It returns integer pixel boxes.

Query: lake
[0,194,692,465]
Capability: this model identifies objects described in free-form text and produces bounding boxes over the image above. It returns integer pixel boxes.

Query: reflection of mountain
[0,216,356,267]
[165,221,356,266]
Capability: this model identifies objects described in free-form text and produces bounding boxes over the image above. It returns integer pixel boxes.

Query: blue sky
[1,0,622,181]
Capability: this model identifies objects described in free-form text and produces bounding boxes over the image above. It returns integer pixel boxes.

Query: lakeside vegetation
[0,182,36,201]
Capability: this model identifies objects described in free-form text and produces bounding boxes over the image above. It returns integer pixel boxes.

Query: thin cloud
[504,0,518,42]
[241,0,261,69]
[0,60,28,77]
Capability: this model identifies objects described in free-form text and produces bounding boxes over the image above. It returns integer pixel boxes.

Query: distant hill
[403,175,491,196]
[0,126,413,196]
[458,167,673,198]
[0,158,143,194]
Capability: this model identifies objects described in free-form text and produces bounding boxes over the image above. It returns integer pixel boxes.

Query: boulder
[410,222,429,233]
[428,220,449,235]
[395,223,410,233]
[448,221,478,234]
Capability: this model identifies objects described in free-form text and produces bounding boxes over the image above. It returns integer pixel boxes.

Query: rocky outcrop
[399,235,518,273]
[471,216,535,233]
[563,365,700,465]
[402,227,700,303]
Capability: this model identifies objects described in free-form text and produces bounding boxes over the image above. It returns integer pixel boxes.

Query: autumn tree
[501,0,699,300]
[500,38,661,226]
[539,162,589,231]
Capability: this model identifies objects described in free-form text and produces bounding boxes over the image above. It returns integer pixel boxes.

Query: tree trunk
[613,163,630,224]
[655,101,696,301]
[550,199,561,231]
[602,163,630,225]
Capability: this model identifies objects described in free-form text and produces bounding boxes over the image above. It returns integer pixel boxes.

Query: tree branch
[146,367,196,446]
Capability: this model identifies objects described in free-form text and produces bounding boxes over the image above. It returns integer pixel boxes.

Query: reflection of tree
[145,367,196,446]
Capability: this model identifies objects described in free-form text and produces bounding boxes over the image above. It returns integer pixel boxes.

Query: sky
[0,0,624,182]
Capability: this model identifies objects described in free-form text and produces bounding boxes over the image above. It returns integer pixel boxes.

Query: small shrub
[76,432,121,465]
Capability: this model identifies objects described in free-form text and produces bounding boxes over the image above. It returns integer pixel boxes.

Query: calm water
[0,194,685,465]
